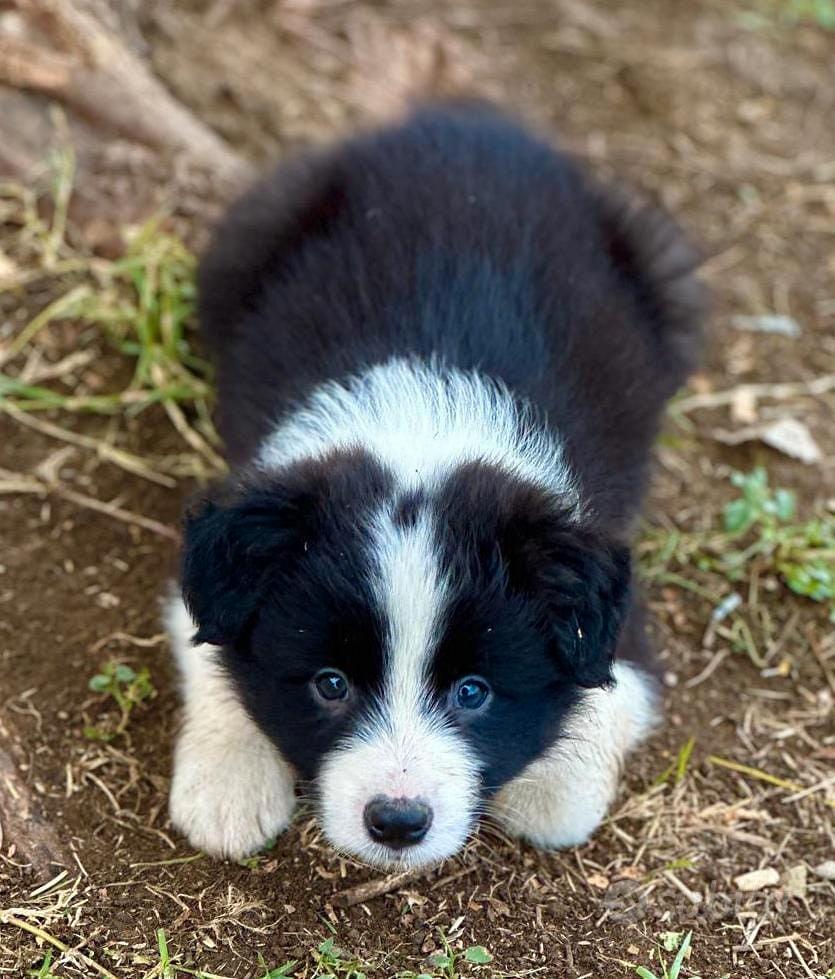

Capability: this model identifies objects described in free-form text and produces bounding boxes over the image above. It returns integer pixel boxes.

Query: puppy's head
[181,453,630,868]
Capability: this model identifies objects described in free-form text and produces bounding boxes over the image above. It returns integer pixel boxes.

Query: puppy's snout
[363,795,433,849]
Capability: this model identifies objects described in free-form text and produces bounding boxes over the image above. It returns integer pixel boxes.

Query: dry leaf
[782,864,807,899]
[713,417,822,465]
[734,867,780,892]
[586,872,610,890]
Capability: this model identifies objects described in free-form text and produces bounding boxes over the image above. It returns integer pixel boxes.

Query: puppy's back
[198,101,705,503]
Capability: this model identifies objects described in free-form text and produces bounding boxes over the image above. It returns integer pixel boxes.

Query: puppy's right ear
[181,486,302,647]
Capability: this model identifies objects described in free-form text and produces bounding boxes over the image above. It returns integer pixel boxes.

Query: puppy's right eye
[313,669,350,702]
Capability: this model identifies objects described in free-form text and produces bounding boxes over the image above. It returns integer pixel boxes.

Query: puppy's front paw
[169,719,296,860]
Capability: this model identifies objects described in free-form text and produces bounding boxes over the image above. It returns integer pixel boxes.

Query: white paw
[492,661,660,851]
[169,719,296,860]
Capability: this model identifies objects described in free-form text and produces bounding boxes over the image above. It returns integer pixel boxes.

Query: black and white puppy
[167,101,704,869]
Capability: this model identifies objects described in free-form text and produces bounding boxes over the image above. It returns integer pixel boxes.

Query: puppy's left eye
[313,669,349,702]
[454,677,491,710]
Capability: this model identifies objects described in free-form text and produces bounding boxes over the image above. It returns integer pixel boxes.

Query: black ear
[596,185,708,384]
[181,486,302,647]
[504,514,632,688]
[537,527,631,688]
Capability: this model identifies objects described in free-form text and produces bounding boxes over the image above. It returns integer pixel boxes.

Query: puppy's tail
[596,186,708,391]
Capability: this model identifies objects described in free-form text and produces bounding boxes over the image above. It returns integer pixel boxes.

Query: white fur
[166,594,296,860]
[317,507,481,868]
[257,357,581,513]
[491,661,660,848]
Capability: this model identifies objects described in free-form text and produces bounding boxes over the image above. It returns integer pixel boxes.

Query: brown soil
[1,1,834,977]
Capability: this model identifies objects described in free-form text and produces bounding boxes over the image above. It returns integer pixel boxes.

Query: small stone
[734,867,780,892]
[812,860,835,881]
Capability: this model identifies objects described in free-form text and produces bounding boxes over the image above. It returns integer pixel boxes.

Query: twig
[2,0,253,188]
[1,404,178,488]
[675,373,835,413]
[0,913,120,979]
[0,466,180,541]
[662,869,702,905]
[58,484,180,539]
[708,756,835,809]
[684,648,729,689]
[331,868,421,908]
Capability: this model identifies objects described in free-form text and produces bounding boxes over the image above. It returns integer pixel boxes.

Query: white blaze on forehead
[316,506,481,869]
[256,357,581,513]
[372,507,446,726]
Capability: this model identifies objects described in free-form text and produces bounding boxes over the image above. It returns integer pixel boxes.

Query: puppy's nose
[363,796,433,848]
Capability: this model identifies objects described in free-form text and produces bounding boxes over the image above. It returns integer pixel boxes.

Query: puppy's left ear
[506,517,632,688]
[540,527,631,688]
[181,484,303,647]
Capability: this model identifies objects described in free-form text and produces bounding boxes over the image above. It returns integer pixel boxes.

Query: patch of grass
[0,146,222,478]
[313,938,370,978]
[305,933,497,979]
[640,466,835,618]
[84,661,156,741]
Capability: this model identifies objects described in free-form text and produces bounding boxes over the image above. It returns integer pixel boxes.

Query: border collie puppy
[167,100,704,869]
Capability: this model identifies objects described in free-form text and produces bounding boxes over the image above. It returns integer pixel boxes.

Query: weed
[398,932,495,979]
[313,938,370,979]
[640,466,835,617]
[720,468,834,603]
[307,933,496,979]
[634,931,692,979]
[256,954,297,978]
[84,661,156,741]
[28,951,59,979]
[655,737,696,787]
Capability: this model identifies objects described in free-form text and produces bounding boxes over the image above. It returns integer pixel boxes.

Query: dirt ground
[1,0,834,977]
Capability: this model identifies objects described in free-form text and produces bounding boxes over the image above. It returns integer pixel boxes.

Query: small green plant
[256,954,297,979]
[85,661,156,740]
[720,467,834,603]
[635,931,693,979]
[640,467,834,620]
[401,933,494,979]
[237,835,277,870]
[28,951,59,979]
[655,737,696,787]
[313,938,369,979]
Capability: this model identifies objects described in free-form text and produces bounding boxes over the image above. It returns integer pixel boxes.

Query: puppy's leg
[166,594,296,859]
[492,661,659,849]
